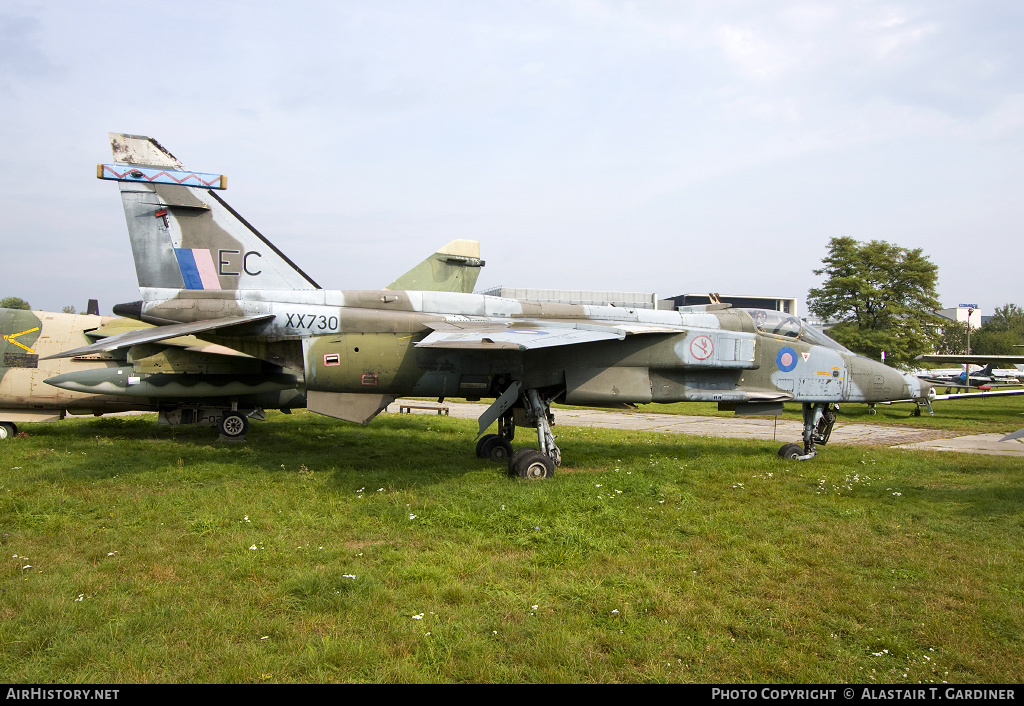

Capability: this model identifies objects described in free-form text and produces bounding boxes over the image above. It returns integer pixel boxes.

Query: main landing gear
[477,387,561,480]
[778,403,836,461]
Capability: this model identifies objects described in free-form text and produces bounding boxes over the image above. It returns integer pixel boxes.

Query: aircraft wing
[1000,427,1024,442]
[80,317,256,358]
[415,319,682,351]
[917,354,1024,365]
[918,379,1019,390]
[928,388,1024,401]
[43,314,275,359]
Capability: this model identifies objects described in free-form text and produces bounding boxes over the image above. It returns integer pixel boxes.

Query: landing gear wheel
[868,407,877,416]
[0,423,16,440]
[476,434,499,458]
[778,443,803,460]
[510,450,555,480]
[219,412,249,438]
[509,448,534,469]
[479,436,513,462]
[911,406,922,417]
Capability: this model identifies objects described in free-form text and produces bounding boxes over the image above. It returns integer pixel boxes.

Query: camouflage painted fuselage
[1,307,304,429]
[130,287,925,412]
[1,308,140,424]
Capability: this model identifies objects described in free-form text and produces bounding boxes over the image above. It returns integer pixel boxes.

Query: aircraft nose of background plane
[903,371,932,401]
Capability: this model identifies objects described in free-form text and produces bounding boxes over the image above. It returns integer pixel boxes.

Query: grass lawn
[1,411,1022,683]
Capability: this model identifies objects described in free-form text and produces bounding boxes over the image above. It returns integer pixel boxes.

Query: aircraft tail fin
[101,133,320,293]
[385,240,485,293]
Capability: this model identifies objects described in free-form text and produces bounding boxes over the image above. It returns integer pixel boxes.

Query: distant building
[938,306,983,329]
[478,287,800,316]
[478,287,658,309]
[661,293,799,316]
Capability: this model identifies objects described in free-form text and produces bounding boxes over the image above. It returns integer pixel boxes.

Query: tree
[61,305,76,314]
[936,320,969,356]
[0,297,31,310]
[971,303,1024,355]
[807,237,944,369]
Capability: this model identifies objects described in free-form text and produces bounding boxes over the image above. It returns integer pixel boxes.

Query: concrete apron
[390,400,1024,457]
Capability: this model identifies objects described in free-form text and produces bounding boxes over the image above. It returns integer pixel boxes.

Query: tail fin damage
[102,133,320,292]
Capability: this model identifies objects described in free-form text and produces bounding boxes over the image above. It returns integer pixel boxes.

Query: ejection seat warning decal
[690,335,714,361]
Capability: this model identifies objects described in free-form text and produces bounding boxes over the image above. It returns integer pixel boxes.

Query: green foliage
[807,237,944,368]
[972,303,1024,355]
[1,296,31,310]
[936,320,969,356]
[61,305,77,314]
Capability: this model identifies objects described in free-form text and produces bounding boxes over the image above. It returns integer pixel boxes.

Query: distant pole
[966,307,975,388]
[967,308,974,355]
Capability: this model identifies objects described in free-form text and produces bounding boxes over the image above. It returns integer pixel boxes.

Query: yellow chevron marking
[2,327,40,353]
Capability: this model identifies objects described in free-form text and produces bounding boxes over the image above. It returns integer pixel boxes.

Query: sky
[1,0,1022,316]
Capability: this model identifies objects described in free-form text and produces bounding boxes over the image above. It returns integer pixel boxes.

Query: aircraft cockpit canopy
[741,309,851,353]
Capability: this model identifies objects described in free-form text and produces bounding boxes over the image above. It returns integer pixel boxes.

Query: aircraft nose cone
[903,372,932,401]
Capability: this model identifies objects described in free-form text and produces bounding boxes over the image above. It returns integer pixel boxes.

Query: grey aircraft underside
[46,133,933,477]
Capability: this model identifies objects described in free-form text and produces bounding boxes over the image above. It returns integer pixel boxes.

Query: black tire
[778,443,803,460]
[511,450,555,480]
[219,412,249,438]
[508,448,534,472]
[480,436,513,463]
[476,434,499,458]
[0,423,15,440]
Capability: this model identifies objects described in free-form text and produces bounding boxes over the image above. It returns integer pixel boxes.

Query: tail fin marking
[174,249,221,290]
[107,133,320,293]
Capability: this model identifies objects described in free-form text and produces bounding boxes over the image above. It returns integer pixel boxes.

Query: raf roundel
[776,346,799,372]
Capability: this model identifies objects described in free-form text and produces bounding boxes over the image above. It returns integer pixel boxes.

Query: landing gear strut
[778,403,836,461]
[476,385,561,479]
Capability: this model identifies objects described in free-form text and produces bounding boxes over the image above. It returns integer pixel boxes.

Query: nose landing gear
[778,403,836,461]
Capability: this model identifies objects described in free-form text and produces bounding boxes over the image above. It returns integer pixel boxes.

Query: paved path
[390,400,1024,457]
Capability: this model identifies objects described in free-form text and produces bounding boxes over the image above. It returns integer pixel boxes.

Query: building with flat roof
[662,293,799,316]
[938,306,983,329]
[477,287,799,315]
[478,287,658,308]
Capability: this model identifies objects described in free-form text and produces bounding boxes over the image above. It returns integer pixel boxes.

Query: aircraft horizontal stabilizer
[43,314,275,360]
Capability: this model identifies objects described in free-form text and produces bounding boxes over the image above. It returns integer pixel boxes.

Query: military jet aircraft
[46,133,932,475]
[1,305,306,439]
[2,241,481,440]
[915,353,1024,441]
[917,362,1021,392]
